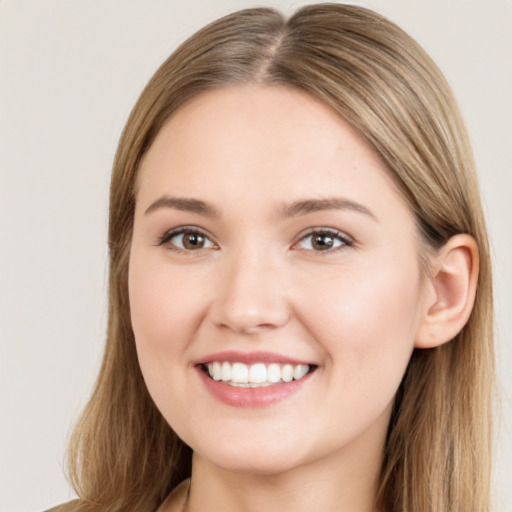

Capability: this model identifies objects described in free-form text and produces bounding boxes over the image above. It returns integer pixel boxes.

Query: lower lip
[196,367,312,408]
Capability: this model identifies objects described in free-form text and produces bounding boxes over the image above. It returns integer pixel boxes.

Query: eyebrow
[144,195,377,222]
[144,196,219,217]
[279,197,378,222]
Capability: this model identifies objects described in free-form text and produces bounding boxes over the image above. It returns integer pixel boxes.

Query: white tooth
[267,363,281,383]
[294,364,309,380]
[282,364,294,382]
[231,363,249,383]
[249,363,267,383]
[221,361,232,381]
[212,361,222,381]
[208,363,214,378]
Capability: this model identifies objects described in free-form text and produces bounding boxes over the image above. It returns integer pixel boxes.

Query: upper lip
[194,350,314,366]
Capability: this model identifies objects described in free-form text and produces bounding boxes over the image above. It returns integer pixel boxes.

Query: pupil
[313,234,333,250]
[184,233,204,249]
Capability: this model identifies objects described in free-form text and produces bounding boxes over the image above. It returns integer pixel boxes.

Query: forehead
[136,86,411,222]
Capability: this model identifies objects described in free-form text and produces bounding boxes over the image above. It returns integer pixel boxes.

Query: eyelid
[292,227,354,252]
[155,225,354,253]
[156,225,217,250]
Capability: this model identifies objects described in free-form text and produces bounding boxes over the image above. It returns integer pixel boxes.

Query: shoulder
[43,500,81,512]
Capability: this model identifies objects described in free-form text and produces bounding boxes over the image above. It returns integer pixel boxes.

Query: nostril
[212,307,291,335]
[207,262,291,334]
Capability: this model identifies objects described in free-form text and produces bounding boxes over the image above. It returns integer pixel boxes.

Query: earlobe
[415,234,479,349]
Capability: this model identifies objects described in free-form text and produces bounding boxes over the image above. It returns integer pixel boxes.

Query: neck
[188,459,379,512]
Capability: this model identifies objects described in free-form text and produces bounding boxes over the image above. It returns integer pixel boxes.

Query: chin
[192,438,308,476]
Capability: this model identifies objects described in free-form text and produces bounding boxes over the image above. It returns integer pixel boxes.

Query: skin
[128,86,445,512]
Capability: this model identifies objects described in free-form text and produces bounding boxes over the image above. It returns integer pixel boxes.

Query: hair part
[63,4,494,511]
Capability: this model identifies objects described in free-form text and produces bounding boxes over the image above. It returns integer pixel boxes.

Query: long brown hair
[61,4,494,511]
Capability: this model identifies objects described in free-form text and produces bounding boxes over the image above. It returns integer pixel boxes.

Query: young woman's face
[129,86,431,475]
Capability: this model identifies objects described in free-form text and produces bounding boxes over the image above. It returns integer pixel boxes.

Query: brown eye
[182,232,206,249]
[296,230,350,252]
[162,228,215,251]
[311,233,335,250]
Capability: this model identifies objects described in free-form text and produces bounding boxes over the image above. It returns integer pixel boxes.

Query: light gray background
[1,1,510,510]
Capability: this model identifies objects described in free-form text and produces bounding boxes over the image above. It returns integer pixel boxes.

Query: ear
[415,234,479,349]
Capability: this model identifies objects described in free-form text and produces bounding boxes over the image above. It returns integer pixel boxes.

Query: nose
[208,249,290,335]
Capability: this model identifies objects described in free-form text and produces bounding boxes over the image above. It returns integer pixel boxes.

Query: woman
[51,3,494,511]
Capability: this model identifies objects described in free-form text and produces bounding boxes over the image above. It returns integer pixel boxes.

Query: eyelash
[294,228,353,253]
[156,226,215,253]
[156,226,353,254]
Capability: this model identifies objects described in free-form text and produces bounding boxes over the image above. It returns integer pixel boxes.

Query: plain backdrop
[1,1,511,510]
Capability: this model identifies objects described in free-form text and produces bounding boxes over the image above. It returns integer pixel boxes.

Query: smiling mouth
[202,361,316,388]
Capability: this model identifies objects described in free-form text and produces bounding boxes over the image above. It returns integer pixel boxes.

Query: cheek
[129,256,206,352]
[128,254,208,426]
[127,254,212,423]
[299,255,422,386]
